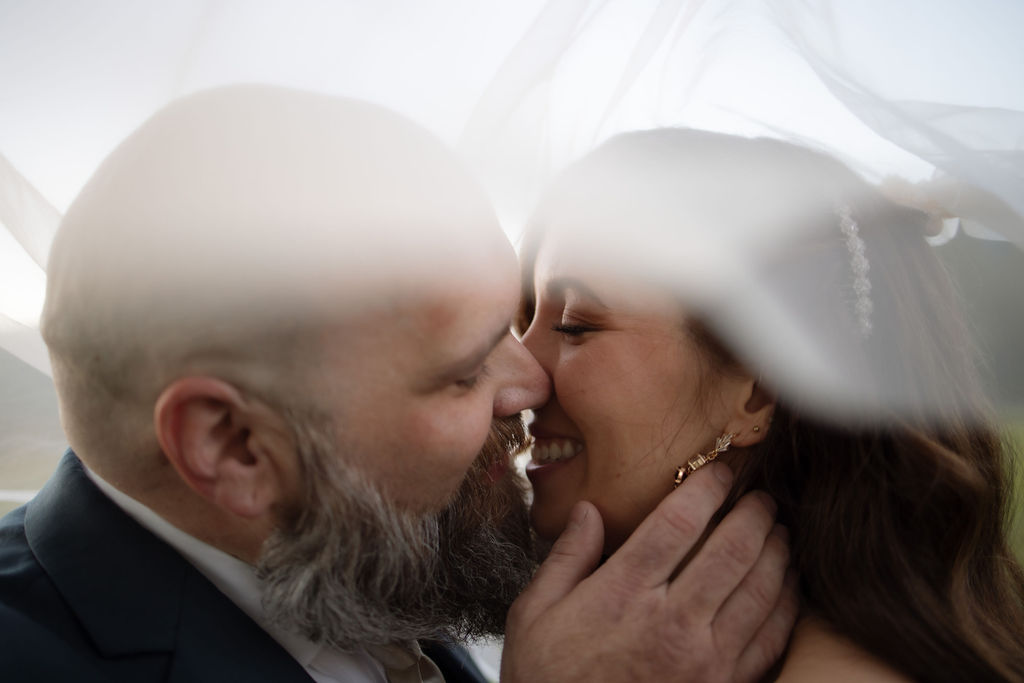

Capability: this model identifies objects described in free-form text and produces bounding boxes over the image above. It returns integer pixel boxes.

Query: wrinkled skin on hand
[502,463,797,682]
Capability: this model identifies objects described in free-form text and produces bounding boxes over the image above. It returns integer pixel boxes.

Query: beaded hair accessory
[838,205,873,338]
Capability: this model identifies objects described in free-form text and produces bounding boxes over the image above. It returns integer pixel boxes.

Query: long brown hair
[519,129,1024,681]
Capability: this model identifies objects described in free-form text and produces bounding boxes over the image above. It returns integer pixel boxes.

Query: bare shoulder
[775,616,912,683]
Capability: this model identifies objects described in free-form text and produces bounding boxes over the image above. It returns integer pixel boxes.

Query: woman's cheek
[554,343,611,396]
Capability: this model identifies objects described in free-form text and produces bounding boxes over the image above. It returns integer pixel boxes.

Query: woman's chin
[528,492,580,542]
[526,450,584,539]
[529,503,630,557]
[529,509,566,544]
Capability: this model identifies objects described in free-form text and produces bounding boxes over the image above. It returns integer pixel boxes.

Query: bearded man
[0,86,795,682]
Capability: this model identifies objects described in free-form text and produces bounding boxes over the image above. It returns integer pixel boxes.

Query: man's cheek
[385,413,482,509]
[410,403,491,464]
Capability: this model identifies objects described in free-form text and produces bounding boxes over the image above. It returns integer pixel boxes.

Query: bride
[516,129,1024,681]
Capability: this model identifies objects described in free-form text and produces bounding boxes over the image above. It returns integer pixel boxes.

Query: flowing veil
[1,0,1022,499]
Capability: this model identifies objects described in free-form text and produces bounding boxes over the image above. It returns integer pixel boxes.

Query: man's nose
[493,334,551,417]
[520,318,551,373]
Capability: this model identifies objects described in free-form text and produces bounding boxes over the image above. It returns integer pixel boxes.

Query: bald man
[0,86,795,682]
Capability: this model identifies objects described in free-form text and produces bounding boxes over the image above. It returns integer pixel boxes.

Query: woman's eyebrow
[546,276,609,308]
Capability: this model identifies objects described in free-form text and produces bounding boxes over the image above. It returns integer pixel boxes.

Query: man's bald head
[42,85,506,476]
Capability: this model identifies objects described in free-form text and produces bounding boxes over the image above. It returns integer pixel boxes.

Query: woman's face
[520,235,752,551]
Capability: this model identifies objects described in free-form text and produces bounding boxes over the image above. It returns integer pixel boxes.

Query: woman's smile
[529,436,583,465]
[525,424,586,489]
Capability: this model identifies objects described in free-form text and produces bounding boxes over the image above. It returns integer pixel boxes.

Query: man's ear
[154,376,294,519]
[724,377,776,448]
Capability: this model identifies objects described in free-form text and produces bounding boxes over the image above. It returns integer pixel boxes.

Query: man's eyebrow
[546,276,608,308]
[439,324,509,381]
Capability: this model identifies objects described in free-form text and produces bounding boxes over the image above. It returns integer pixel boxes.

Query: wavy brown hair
[518,130,1024,681]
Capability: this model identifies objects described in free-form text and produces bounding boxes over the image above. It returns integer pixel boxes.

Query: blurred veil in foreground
[0,0,1022,471]
[458,0,1024,425]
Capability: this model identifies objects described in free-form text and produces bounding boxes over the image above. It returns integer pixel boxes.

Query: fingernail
[758,491,778,516]
[712,461,734,485]
[568,502,589,530]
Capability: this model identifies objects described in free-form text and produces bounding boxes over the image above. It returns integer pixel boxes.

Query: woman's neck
[775,615,911,683]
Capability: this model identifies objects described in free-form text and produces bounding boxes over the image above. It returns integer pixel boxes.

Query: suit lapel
[25,452,183,655]
[25,451,312,682]
[422,641,490,683]
[167,567,314,682]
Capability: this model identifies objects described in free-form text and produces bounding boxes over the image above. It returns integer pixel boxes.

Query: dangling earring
[673,432,736,488]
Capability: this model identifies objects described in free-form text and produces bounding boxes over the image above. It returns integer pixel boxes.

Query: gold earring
[752,425,760,433]
[673,432,736,488]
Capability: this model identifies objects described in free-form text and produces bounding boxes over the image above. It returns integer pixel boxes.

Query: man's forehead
[49,86,510,333]
[322,257,515,343]
[375,263,518,379]
[411,267,518,343]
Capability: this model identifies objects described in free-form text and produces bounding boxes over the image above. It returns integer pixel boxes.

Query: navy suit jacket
[0,451,488,682]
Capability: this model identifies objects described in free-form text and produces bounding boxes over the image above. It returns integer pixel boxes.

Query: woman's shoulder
[774,616,912,683]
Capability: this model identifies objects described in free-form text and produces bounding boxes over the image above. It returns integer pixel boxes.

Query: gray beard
[256,413,537,649]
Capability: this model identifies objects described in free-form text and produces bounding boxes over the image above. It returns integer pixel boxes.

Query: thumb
[513,501,604,624]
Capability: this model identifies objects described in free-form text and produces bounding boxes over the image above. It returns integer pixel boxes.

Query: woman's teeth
[531,439,583,464]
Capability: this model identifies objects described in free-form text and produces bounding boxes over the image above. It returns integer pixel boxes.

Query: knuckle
[659,503,704,542]
[692,467,731,504]
[597,574,648,621]
[714,532,760,569]
[663,596,713,644]
[745,574,779,613]
[668,608,702,639]
[659,617,726,680]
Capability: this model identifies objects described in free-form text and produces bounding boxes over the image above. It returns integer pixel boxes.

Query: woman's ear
[725,377,776,447]
[154,376,295,519]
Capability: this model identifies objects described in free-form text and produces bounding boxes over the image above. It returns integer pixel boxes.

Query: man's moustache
[474,414,530,482]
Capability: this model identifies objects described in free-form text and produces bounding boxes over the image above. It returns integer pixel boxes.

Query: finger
[712,523,790,657]
[601,462,733,589]
[734,567,800,683]
[510,501,604,625]
[670,490,777,618]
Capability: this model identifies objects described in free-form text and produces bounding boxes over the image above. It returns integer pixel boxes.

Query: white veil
[456,0,1024,420]
[460,0,1024,239]
[1,0,1022,492]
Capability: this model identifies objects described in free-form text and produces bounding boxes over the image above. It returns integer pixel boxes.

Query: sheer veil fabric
[458,0,1024,420]
[1,0,1022,458]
